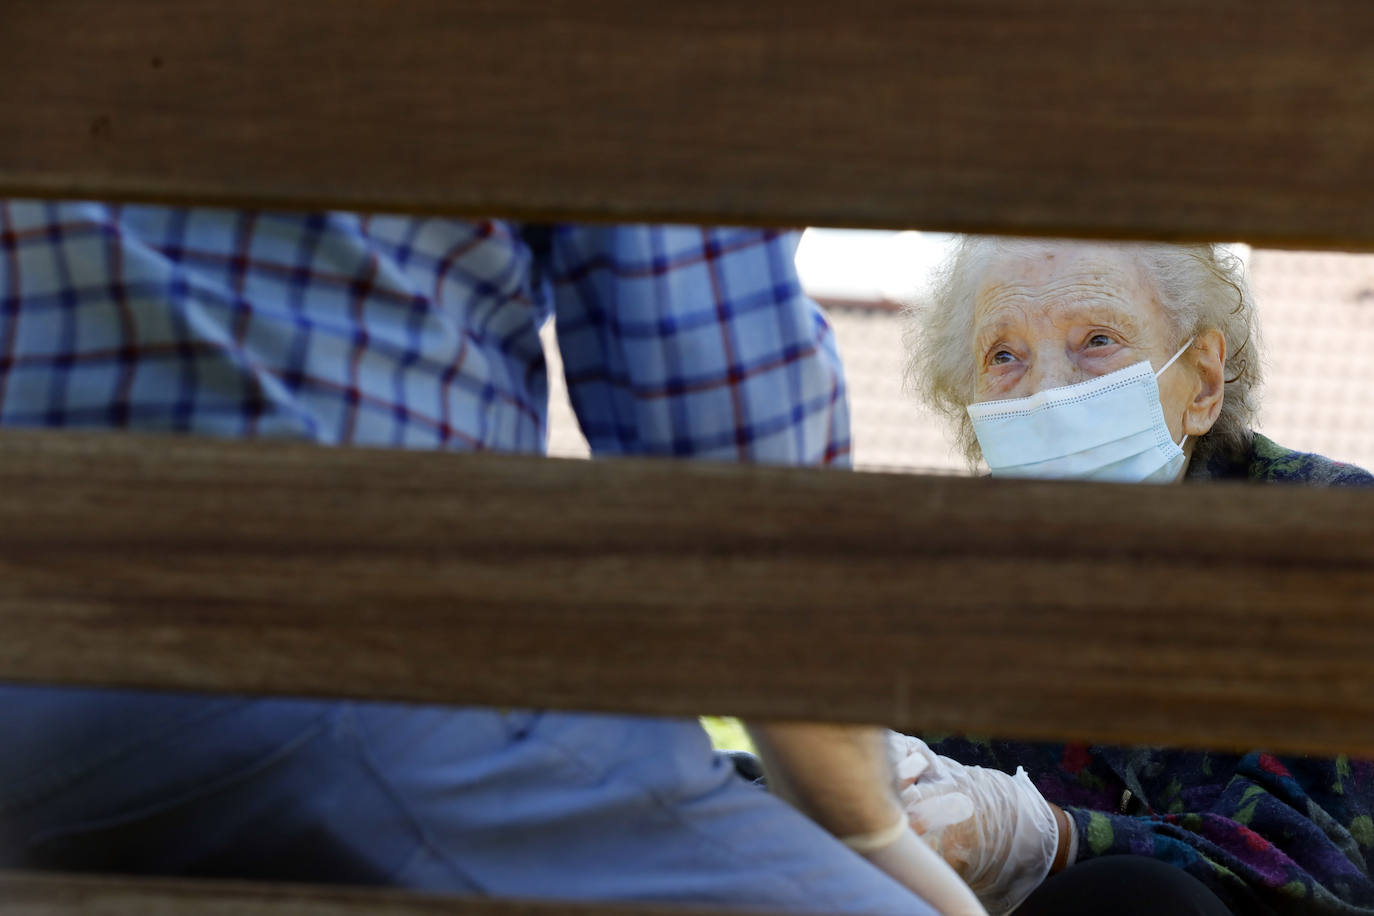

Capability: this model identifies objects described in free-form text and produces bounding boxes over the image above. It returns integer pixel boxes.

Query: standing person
[0,203,980,916]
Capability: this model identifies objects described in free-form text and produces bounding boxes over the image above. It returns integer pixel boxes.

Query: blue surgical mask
[966,338,1194,483]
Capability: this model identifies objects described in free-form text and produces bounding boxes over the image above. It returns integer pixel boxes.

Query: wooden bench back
[5,2,1374,912]
[3,429,1371,757]
[4,1,1374,247]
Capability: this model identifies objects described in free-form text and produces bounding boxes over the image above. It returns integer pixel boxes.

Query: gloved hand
[847,818,989,916]
[887,733,1065,916]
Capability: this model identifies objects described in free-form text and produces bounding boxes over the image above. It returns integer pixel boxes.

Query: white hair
[902,237,1262,467]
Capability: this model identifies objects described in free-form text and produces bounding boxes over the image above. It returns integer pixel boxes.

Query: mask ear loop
[1155,336,1197,448]
[1154,335,1196,379]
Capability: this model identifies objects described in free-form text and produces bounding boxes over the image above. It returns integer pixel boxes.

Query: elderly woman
[896,238,1374,916]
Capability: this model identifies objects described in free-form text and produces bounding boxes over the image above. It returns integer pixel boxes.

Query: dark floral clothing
[1186,433,1374,488]
[929,433,1374,915]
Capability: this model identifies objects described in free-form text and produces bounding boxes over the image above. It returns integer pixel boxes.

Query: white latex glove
[845,817,988,916]
[887,733,1061,916]
[745,722,986,916]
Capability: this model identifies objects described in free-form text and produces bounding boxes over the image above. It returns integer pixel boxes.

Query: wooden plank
[0,871,722,916]
[1,429,1372,756]
[3,1,1374,248]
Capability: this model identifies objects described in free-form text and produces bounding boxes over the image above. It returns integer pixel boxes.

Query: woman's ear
[1184,328,1226,437]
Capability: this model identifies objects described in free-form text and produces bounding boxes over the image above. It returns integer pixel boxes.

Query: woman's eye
[991,349,1016,365]
[1085,333,1115,348]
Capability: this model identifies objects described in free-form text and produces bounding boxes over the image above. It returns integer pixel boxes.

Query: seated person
[896,237,1374,916]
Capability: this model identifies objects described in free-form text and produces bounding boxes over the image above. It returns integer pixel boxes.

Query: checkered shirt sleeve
[0,201,849,467]
[545,224,851,466]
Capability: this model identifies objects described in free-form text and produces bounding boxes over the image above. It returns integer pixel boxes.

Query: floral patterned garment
[927,433,1374,916]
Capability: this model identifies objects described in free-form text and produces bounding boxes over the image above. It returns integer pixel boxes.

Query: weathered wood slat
[0,872,713,916]
[0,429,1371,755]
[4,1,1374,247]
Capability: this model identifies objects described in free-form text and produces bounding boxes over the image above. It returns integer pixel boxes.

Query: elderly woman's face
[970,243,1196,443]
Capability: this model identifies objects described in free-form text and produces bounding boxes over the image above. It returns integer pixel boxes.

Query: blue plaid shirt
[0,201,849,465]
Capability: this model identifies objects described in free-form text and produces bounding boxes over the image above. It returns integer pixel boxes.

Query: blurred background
[545,229,1374,476]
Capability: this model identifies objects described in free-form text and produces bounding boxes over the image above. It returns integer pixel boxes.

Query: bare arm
[746,723,898,836]
[745,722,987,916]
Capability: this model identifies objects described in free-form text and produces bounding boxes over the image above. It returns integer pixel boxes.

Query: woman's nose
[1026,353,1080,394]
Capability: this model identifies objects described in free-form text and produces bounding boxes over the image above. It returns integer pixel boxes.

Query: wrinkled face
[970,243,1195,442]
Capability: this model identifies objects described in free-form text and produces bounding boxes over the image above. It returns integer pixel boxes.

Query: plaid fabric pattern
[0,200,849,465]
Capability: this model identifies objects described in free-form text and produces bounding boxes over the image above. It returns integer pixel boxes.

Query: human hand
[856,821,990,916]
[887,734,1062,916]
[745,723,986,915]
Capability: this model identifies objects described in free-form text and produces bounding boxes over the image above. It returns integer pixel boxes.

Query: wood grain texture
[4,1,1374,247]
[0,872,716,916]
[1,429,1372,755]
